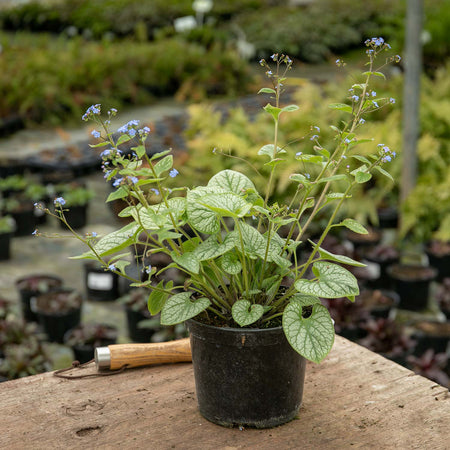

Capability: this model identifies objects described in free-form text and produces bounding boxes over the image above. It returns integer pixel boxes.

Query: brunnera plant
[36,38,399,363]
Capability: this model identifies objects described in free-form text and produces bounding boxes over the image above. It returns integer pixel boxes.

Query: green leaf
[294,261,359,298]
[315,244,367,267]
[70,223,139,259]
[283,301,335,363]
[116,134,132,146]
[338,218,368,234]
[317,174,348,184]
[236,223,266,259]
[258,87,276,94]
[289,174,313,187]
[194,234,237,261]
[198,192,252,218]
[264,158,285,168]
[186,187,220,234]
[232,300,264,326]
[207,170,255,195]
[113,260,131,274]
[134,144,146,158]
[258,144,286,159]
[153,155,173,177]
[106,186,128,203]
[172,251,200,274]
[147,280,172,315]
[290,293,321,306]
[373,165,394,182]
[150,150,171,161]
[328,103,353,113]
[160,292,210,325]
[281,104,299,113]
[89,141,110,148]
[295,154,323,164]
[350,155,371,164]
[219,251,242,274]
[363,71,386,80]
[264,103,282,121]
[351,165,372,184]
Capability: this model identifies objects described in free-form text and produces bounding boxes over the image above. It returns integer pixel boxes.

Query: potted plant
[357,288,400,319]
[0,215,15,260]
[1,195,37,237]
[426,240,450,282]
[407,349,449,389]
[358,317,415,367]
[54,182,95,229]
[41,40,399,428]
[15,274,63,322]
[117,288,155,343]
[387,264,438,311]
[34,288,83,343]
[0,318,52,380]
[64,323,118,363]
[363,244,400,289]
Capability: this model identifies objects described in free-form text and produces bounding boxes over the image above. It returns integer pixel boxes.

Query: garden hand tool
[95,338,192,371]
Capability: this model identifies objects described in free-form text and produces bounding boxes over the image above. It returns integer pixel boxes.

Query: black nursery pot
[11,206,37,237]
[426,250,450,282]
[187,319,307,429]
[15,274,63,322]
[125,308,154,343]
[60,205,88,229]
[387,265,437,311]
[37,308,81,343]
[84,262,119,301]
[0,232,12,261]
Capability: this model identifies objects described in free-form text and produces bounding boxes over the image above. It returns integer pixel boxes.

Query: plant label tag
[87,273,114,291]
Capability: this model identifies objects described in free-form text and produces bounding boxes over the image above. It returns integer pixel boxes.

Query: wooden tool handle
[108,338,191,370]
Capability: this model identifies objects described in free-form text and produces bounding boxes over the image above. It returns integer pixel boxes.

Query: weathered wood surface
[0,336,448,450]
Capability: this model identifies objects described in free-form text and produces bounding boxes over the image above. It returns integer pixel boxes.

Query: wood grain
[0,336,448,449]
[108,337,192,370]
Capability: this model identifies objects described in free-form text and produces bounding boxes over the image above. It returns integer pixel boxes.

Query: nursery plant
[38,39,399,427]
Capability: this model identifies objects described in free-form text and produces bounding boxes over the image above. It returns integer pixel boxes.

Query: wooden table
[1,336,449,449]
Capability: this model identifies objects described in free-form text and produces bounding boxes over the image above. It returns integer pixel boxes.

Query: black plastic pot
[376,207,399,229]
[125,308,154,343]
[36,308,81,343]
[60,204,88,230]
[10,206,37,237]
[359,289,400,319]
[387,265,437,311]
[34,289,82,343]
[187,319,307,429]
[426,249,450,282]
[84,262,119,301]
[15,274,63,322]
[0,232,12,261]
[411,321,450,356]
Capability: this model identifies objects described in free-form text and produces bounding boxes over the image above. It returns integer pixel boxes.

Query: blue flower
[314,126,320,132]
[296,152,302,157]
[389,98,396,104]
[145,265,152,274]
[54,197,66,206]
[129,176,139,184]
[371,91,377,97]
[91,232,98,237]
[113,178,123,187]
[82,104,101,120]
[310,135,319,141]
[150,188,160,195]
[359,118,366,124]
[100,149,111,158]
[91,129,101,138]
[32,229,38,236]
[351,95,359,102]
[169,168,179,178]
[372,101,379,108]
[108,264,116,271]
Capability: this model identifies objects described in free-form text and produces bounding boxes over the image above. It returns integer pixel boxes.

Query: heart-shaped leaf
[232,300,264,326]
[294,261,359,298]
[283,301,335,363]
[161,292,210,325]
[207,170,255,195]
